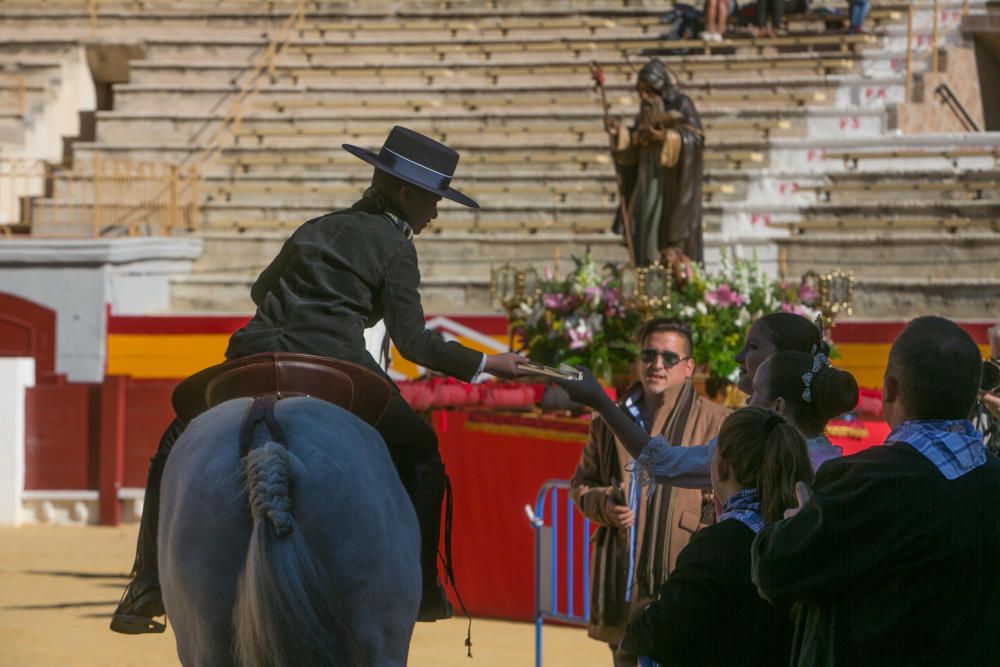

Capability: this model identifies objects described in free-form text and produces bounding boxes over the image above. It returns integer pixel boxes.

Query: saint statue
[608,58,705,266]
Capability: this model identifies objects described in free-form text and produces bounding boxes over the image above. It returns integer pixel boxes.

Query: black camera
[982,359,1000,394]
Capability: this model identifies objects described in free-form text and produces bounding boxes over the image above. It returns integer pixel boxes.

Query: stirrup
[110,577,166,635]
[417,580,453,623]
[110,613,166,634]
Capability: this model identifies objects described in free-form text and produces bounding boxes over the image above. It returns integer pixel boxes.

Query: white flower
[696,301,708,315]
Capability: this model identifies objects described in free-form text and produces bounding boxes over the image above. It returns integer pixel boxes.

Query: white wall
[0,237,201,382]
[0,358,35,525]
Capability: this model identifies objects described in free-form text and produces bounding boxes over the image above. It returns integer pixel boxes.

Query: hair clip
[801,352,830,402]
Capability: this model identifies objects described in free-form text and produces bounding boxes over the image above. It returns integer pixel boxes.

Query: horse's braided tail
[233,441,365,667]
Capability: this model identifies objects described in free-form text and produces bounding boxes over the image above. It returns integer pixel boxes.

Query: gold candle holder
[801,269,854,331]
[490,264,540,350]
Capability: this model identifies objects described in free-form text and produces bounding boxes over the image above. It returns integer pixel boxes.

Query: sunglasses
[639,349,691,367]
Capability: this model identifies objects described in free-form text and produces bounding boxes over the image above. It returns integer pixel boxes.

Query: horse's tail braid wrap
[233,439,365,667]
[244,443,295,539]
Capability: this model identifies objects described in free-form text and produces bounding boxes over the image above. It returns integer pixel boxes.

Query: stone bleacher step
[778,229,1000,318]
[779,231,1000,279]
[171,229,631,313]
[111,83,830,116]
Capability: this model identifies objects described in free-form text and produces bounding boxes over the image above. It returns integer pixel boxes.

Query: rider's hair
[716,407,814,523]
[372,168,411,197]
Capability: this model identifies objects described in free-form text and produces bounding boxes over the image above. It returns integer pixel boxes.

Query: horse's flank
[159,397,421,667]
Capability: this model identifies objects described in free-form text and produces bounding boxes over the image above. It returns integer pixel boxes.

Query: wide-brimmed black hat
[343,126,478,208]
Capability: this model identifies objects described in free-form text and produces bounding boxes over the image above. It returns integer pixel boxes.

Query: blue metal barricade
[525,479,592,667]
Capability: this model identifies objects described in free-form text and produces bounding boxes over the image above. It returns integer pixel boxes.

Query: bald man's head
[885,316,981,422]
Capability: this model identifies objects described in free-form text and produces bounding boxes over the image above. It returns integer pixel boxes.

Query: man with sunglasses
[569,317,729,665]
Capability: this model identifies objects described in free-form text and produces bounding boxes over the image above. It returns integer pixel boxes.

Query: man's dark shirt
[226,197,482,384]
[752,443,1000,666]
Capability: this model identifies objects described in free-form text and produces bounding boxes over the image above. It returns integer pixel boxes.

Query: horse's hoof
[110,614,167,635]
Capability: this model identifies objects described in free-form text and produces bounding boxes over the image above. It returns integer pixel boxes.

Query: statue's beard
[636,95,666,147]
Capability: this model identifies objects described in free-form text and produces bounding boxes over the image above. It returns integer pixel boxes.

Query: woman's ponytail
[717,407,813,522]
[757,420,814,522]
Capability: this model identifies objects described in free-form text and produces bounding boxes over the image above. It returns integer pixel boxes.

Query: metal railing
[88,154,200,236]
[905,0,972,104]
[525,479,592,667]
[935,82,981,132]
[0,73,27,116]
[0,156,200,237]
[0,159,47,235]
[185,0,305,176]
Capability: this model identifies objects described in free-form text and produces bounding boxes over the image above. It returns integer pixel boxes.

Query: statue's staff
[589,60,636,267]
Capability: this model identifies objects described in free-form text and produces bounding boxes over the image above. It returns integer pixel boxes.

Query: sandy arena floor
[0,524,608,666]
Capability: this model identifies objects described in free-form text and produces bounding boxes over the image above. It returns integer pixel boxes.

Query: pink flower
[781,302,810,317]
[704,283,747,308]
[798,282,819,305]
[567,320,593,350]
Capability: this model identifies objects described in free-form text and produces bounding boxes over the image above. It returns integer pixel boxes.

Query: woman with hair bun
[748,350,859,470]
[734,311,829,397]
[615,407,812,664]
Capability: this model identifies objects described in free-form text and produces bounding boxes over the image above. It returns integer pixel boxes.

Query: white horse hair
[159,396,421,667]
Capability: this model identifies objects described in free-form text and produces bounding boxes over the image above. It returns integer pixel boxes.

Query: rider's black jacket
[226,196,483,387]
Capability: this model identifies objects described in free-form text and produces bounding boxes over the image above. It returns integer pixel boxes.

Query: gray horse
[158,396,421,666]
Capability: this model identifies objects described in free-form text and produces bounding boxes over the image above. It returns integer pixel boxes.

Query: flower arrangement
[510,250,824,385]
[673,250,823,383]
[512,254,642,383]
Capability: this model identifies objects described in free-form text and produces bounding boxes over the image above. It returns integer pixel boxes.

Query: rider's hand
[553,366,607,408]
[484,352,528,379]
[605,116,621,136]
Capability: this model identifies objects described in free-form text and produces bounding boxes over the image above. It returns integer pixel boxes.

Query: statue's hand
[605,116,621,136]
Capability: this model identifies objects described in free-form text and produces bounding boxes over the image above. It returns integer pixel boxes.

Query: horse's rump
[159,397,420,667]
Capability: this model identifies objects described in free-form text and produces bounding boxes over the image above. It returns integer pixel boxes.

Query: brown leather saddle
[172,352,393,427]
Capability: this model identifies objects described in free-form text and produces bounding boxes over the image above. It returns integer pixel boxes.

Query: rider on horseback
[111,126,527,633]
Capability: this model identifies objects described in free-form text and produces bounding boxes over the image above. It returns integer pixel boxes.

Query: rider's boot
[410,461,453,622]
[110,419,184,635]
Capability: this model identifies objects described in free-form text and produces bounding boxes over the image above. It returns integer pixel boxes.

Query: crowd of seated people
[667,0,870,41]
